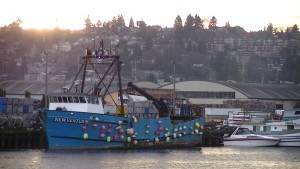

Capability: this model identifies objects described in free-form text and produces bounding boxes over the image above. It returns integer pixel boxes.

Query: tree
[136,20,146,28]
[225,21,231,28]
[194,14,204,29]
[173,15,184,46]
[84,15,92,29]
[117,14,126,28]
[291,24,299,33]
[184,14,194,31]
[9,18,23,28]
[174,15,183,29]
[208,16,217,30]
[129,17,135,28]
[266,23,273,37]
[95,20,102,27]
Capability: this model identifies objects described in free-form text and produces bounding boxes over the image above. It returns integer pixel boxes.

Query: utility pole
[44,51,48,108]
[172,60,176,116]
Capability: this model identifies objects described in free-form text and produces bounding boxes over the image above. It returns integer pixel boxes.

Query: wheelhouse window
[79,97,86,103]
[62,96,68,103]
[95,98,99,105]
[67,97,73,103]
[49,96,54,103]
[57,96,63,103]
[86,97,91,103]
[73,97,79,103]
[53,96,58,102]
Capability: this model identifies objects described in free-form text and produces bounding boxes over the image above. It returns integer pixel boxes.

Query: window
[49,97,54,103]
[53,96,58,102]
[67,97,73,103]
[57,97,62,103]
[79,97,86,103]
[95,98,99,105]
[62,97,68,103]
[73,97,79,103]
[253,126,260,132]
[86,97,91,103]
[263,126,271,132]
[287,125,294,130]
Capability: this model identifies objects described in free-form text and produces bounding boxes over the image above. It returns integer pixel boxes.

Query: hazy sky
[1,0,300,32]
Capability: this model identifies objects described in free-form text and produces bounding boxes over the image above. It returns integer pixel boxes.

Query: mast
[116,53,124,116]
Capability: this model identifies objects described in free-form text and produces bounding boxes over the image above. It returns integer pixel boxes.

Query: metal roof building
[1,80,300,110]
[160,81,300,110]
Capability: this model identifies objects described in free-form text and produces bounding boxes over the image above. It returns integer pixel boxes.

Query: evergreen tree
[225,21,231,28]
[208,16,217,30]
[291,24,299,33]
[96,20,102,27]
[266,23,274,37]
[194,14,204,29]
[84,15,92,29]
[184,14,194,31]
[129,17,135,28]
[117,14,126,28]
[173,15,184,46]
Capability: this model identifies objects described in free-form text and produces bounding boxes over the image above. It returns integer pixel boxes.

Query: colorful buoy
[107,136,111,142]
[100,133,105,138]
[83,133,88,140]
[101,125,106,130]
[113,134,118,141]
[127,137,132,142]
[195,122,200,128]
[84,120,89,125]
[166,137,170,142]
[155,137,159,143]
[82,125,87,130]
[93,123,98,128]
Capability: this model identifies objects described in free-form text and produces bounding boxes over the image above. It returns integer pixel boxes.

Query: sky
[1,0,300,32]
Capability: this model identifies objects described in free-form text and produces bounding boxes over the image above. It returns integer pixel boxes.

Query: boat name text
[54,117,85,124]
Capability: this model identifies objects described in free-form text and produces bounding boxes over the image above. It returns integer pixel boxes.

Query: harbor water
[0,147,299,169]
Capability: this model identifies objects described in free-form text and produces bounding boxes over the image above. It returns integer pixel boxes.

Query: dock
[0,127,47,149]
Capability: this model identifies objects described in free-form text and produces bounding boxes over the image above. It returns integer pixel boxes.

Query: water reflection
[0,147,299,169]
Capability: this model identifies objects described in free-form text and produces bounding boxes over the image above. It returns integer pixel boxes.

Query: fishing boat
[223,127,280,147]
[42,40,204,149]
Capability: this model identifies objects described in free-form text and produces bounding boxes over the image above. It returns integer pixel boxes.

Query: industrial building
[1,80,300,112]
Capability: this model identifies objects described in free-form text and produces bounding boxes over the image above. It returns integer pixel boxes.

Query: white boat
[223,109,300,146]
[260,119,300,147]
[223,127,280,147]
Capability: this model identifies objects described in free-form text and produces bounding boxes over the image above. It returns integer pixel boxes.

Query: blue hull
[44,110,204,149]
